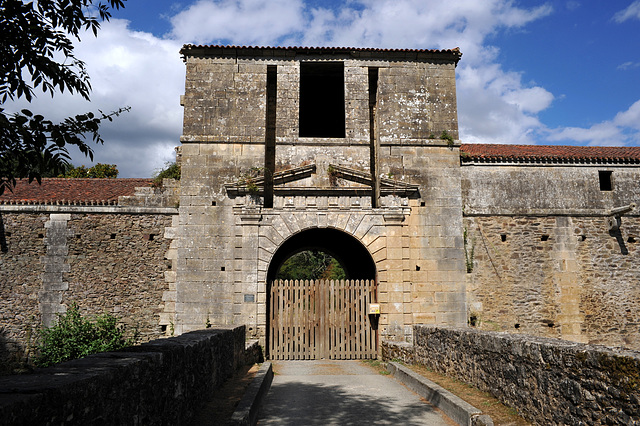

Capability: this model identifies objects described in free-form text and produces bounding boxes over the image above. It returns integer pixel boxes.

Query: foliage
[0,0,128,195]
[327,165,338,186]
[440,130,454,147]
[61,163,118,178]
[238,167,264,194]
[152,161,181,187]
[34,303,136,368]
[276,250,347,281]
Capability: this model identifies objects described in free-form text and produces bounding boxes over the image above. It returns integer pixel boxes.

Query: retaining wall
[411,326,640,425]
[0,327,248,426]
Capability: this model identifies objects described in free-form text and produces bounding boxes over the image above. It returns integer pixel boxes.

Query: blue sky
[9,0,640,177]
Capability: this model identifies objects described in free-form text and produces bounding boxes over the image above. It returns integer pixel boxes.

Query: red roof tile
[460,144,640,164]
[0,178,153,205]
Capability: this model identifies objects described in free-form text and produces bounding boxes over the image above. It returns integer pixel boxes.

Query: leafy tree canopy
[0,0,128,195]
[276,250,347,281]
[61,163,118,178]
[152,161,181,187]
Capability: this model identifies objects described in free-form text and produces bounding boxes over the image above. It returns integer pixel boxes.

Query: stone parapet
[413,325,640,425]
[0,327,247,426]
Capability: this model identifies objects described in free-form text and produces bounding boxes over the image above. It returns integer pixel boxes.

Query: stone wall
[0,210,176,371]
[0,327,247,426]
[0,213,46,373]
[461,162,640,350]
[412,325,640,425]
[177,46,467,344]
[464,215,640,350]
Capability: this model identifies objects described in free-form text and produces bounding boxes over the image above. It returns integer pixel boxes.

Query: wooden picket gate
[269,279,377,360]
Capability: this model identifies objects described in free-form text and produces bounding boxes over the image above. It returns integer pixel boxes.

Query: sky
[7,0,640,177]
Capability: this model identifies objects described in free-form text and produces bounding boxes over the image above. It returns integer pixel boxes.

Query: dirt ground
[406,363,531,426]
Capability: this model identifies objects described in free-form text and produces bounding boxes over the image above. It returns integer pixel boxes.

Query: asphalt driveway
[257,360,454,425]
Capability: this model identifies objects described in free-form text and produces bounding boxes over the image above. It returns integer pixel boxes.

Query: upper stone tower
[176,45,467,354]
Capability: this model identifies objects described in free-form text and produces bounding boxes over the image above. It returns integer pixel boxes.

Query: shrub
[152,161,181,187]
[34,303,136,368]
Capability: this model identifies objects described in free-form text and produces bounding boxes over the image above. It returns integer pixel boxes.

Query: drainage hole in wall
[160,325,167,332]
[5,232,11,237]
[501,234,507,242]
[580,235,587,241]
[110,233,117,239]
[514,323,520,329]
[541,235,550,241]
[38,233,44,238]
[469,315,477,327]
[221,266,225,271]
[420,201,426,207]
[628,237,637,243]
[547,322,555,328]
[212,201,217,206]
[415,265,420,271]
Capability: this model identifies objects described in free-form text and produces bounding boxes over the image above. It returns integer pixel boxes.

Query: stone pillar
[41,214,71,327]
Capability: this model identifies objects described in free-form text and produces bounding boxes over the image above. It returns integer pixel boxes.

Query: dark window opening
[628,237,637,243]
[541,235,549,241]
[38,233,44,238]
[501,234,507,242]
[160,325,167,332]
[299,62,345,138]
[221,266,226,271]
[110,233,116,239]
[212,201,217,206]
[416,265,420,271]
[599,170,613,191]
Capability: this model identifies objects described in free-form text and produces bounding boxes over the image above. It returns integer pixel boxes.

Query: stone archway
[266,227,378,359]
[266,227,377,282]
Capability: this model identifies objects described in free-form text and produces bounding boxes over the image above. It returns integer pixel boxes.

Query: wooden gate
[269,279,377,360]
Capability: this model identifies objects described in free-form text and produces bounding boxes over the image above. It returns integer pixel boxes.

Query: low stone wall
[412,326,640,425]
[0,327,247,426]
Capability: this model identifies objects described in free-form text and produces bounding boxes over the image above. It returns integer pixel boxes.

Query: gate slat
[270,278,377,360]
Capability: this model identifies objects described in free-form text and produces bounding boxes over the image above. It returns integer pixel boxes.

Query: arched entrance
[267,228,378,360]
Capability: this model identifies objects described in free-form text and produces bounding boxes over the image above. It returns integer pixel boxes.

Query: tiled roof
[0,178,153,205]
[180,45,462,62]
[460,144,640,164]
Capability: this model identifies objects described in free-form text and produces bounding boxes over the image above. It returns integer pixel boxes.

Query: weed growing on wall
[34,303,137,368]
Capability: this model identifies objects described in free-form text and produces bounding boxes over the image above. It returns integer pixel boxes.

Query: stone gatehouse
[1,45,639,364]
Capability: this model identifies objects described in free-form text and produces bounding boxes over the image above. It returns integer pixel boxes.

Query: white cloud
[547,99,640,146]
[5,19,184,177]
[613,1,640,22]
[170,0,306,45]
[618,61,640,71]
[168,0,555,146]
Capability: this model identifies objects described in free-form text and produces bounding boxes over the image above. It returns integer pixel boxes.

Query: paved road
[257,360,454,425]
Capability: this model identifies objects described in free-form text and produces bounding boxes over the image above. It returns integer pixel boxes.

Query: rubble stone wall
[412,326,640,426]
[0,211,175,371]
[0,327,246,426]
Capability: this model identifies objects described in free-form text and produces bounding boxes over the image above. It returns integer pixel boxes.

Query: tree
[152,161,181,187]
[62,163,119,178]
[276,250,347,281]
[0,0,128,195]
